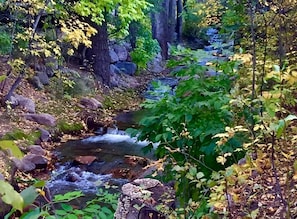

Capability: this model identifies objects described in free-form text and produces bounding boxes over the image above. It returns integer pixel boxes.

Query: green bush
[127,49,246,216]
[130,28,160,73]
[0,30,12,55]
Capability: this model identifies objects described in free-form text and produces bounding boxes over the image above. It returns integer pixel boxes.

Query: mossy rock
[57,121,84,134]
[1,129,41,145]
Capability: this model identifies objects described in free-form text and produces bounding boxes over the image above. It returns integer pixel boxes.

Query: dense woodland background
[1,0,297,218]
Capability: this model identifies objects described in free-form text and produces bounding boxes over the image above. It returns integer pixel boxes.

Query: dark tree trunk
[168,0,176,43]
[152,0,178,60]
[88,19,111,86]
[176,0,183,44]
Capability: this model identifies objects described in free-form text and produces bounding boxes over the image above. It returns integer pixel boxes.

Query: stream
[46,27,232,204]
[46,112,153,199]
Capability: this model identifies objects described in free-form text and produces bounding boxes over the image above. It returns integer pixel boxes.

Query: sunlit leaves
[0,180,24,212]
[60,19,97,49]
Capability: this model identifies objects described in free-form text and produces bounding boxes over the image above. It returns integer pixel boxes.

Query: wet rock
[74,155,97,165]
[80,97,102,110]
[115,178,175,219]
[24,113,56,127]
[114,62,137,76]
[29,145,46,156]
[14,94,36,113]
[65,172,81,182]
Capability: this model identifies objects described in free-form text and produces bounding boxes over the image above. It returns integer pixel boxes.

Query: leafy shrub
[127,48,247,217]
[1,180,118,219]
[0,30,12,55]
[130,28,160,73]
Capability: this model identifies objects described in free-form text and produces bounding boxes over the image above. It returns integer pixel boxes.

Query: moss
[57,120,84,134]
[1,129,41,145]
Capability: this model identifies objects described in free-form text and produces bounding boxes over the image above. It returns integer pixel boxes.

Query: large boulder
[110,64,122,75]
[24,113,56,127]
[14,94,36,113]
[79,97,102,110]
[113,44,128,61]
[114,62,137,76]
[110,71,140,88]
[147,54,165,74]
[37,71,50,85]
[30,76,44,89]
[114,178,175,219]
[29,145,46,156]
[12,154,48,172]
[109,48,119,63]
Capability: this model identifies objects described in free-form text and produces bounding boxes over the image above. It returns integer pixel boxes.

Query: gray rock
[24,113,56,127]
[113,45,128,61]
[109,49,119,63]
[24,154,47,166]
[37,71,50,85]
[7,95,18,107]
[0,173,4,180]
[29,145,46,156]
[114,178,175,219]
[46,67,55,77]
[110,64,122,75]
[114,62,137,76]
[80,97,102,110]
[38,128,51,142]
[12,157,35,172]
[45,56,59,70]
[14,94,36,113]
[110,71,140,88]
[31,76,44,89]
[12,154,47,172]
[147,54,165,73]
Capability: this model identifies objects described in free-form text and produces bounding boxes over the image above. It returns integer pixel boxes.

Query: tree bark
[152,0,178,60]
[88,19,111,86]
[176,0,183,44]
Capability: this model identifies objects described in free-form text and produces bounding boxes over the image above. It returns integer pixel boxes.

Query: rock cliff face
[115,178,175,219]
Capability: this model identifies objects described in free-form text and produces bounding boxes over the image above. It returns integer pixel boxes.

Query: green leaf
[0,180,24,212]
[20,208,41,219]
[55,209,68,216]
[61,203,73,212]
[54,191,84,202]
[66,214,78,219]
[101,206,113,215]
[98,211,107,219]
[189,166,197,176]
[0,75,6,83]
[0,140,23,158]
[20,186,39,208]
[33,180,46,188]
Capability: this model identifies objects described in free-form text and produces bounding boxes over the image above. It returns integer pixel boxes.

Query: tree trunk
[152,0,177,60]
[176,0,183,44]
[168,0,176,43]
[88,19,111,86]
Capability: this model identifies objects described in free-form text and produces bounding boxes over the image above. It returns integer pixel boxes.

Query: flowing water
[46,111,154,201]
[46,28,231,203]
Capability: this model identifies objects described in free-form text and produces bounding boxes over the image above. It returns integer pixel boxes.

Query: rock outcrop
[115,178,175,219]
